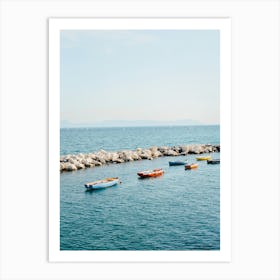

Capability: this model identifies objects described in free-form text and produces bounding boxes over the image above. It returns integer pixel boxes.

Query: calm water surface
[60,125,219,155]
[60,126,220,250]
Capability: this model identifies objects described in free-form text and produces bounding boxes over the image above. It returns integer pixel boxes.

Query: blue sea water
[60,125,220,250]
[60,125,220,155]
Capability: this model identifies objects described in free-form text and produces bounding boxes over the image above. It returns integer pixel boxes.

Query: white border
[49,18,231,262]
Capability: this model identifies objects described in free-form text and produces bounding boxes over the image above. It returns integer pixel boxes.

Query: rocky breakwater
[60,144,220,172]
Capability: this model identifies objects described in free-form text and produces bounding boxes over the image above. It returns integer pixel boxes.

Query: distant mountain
[61,119,203,128]
[92,119,202,127]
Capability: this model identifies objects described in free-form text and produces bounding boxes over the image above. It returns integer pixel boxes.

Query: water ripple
[60,153,220,250]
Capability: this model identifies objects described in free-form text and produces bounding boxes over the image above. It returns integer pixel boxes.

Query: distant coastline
[60,119,217,128]
[61,124,220,129]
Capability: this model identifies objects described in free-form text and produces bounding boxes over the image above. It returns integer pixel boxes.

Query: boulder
[163,149,179,156]
[96,150,113,162]
[171,146,180,152]
[120,150,134,162]
[152,150,162,158]
[76,163,85,169]
[64,155,72,161]
[111,152,120,162]
[205,145,213,153]
[88,153,97,160]
[92,160,102,166]
[60,163,66,171]
[149,146,158,154]
[188,145,203,154]
[60,156,67,162]
[65,163,77,171]
[68,158,76,164]
[158,146,169,153]
[180,145,190,154]
[81,158,93,167]
[131,151,141,160]
[95,156,106,164]
[149,146,162,158]
[139,149,152,159]
[104,152,113,162]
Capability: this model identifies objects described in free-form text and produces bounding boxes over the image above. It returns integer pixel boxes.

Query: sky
[60,30,220,125]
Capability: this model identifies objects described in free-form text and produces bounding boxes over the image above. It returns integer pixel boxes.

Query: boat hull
[137,169,164,178]
[207,159,220,164]
[185,163,198,170]
[84,178,119,190]
[196,156,211,161]
[169,161,187,166]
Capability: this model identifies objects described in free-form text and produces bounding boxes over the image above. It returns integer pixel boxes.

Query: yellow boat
[196,156,211,161]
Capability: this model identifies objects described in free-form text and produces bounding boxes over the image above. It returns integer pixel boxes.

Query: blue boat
[207,159,220,164]
[169,161,187,166]
[84,177,120,190]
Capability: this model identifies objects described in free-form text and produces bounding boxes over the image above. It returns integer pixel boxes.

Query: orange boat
[137,168,164,178]
[185,163,198,170]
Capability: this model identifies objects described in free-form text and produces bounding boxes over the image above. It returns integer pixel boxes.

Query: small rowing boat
[185,163,198,170]
[137,168,164,178]
[196,156,211,161]
[84,177,120,190]
[169,161,187,166]
[207,159,220,164]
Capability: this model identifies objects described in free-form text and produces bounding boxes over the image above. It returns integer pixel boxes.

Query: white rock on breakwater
[60,144,220,172]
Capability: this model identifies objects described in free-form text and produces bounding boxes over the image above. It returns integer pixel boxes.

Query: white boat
[84,177,120,190]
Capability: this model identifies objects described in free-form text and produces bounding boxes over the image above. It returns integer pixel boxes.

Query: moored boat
[207,159,220,164]
[137,168,164,178]
[84,177,120,190]
[185,163,198,170]
[196,156,211,161]
[169,161,187,166]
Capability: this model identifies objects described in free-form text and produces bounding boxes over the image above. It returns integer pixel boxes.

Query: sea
[60,125,220,250]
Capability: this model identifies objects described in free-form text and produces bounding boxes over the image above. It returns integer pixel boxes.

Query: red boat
[137,168,164,178]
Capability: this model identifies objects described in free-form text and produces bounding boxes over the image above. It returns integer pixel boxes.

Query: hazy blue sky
[60,30,220,125]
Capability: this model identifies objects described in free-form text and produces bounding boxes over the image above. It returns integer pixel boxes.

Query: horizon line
[61,124,220,129]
